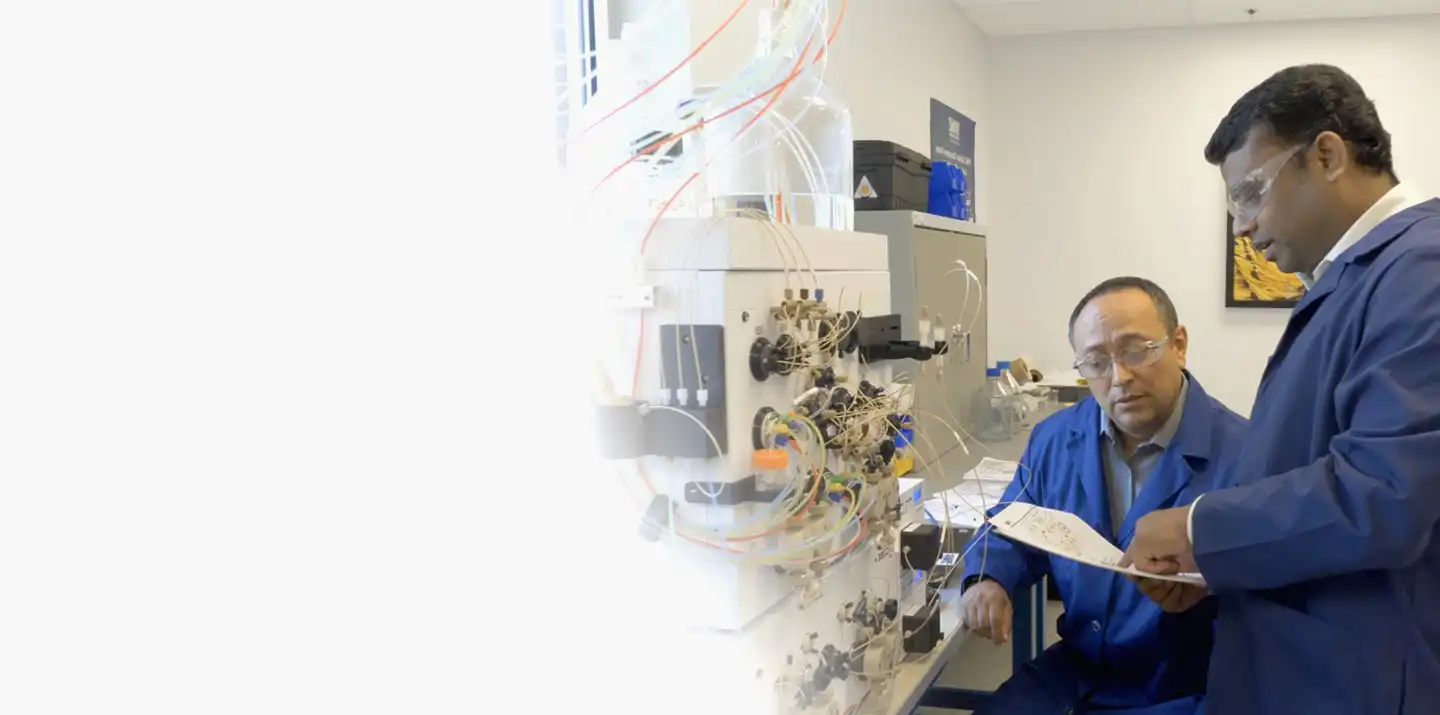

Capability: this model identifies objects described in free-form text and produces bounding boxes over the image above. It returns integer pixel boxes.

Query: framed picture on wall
[1225,216,1306,308]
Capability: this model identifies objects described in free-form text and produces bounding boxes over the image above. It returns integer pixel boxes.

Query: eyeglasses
[1226,144,1304,221]
[1073,337,1170,380]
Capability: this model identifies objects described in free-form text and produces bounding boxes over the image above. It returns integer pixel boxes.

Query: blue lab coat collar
[1065,370,1215,542]
[1099,376,1190,452]
[1296,199,1440,312]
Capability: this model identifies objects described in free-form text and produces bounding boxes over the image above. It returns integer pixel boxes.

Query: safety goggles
[1073,336,1170,380]
[1226,144,1305,221]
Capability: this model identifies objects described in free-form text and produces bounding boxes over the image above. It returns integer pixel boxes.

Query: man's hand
[960,580,1013,645]
[1118,506,1198,576]
[1128,575,1209,613]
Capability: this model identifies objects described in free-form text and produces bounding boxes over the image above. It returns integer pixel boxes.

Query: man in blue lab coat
[1122,64,1440,714]
[959,277,1248,715]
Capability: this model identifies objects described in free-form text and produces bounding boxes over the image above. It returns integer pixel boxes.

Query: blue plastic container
[927,160,968,220]
[896,427,915,448]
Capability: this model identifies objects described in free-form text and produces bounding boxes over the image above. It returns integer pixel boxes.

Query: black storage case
[853,140,933,212]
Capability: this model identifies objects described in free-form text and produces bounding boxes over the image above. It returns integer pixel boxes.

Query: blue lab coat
[1191,199,1440,714]
[961,375,1247,715]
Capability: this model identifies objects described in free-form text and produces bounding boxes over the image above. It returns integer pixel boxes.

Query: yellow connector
[892,455,915,477]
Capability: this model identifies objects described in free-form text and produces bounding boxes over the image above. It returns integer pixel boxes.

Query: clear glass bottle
[703,7,854,231]
[973,368,1015,443]
[997,360,1032,430]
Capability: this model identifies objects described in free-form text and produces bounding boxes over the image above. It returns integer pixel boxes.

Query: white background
[1,2,560,712]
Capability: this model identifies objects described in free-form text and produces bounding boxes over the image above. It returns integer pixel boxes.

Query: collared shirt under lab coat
[1187,182,1431,541]
[1300,182,1433,287]
[1102,377,1189,533]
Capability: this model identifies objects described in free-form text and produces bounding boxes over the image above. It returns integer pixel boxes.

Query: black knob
[751,406,778,450]
[858,380,883,400]
[813,366,837,389]
[816,319,836,354]
[749,338,778,381]
[820,644,847,679]
[886,413,906,435]
[812,667,832,692]
[878,439,896,463]
[795,390,826,419]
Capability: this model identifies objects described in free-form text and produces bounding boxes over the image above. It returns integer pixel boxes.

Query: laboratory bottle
[703,6,854,231]
[997,360,1032,430]
[992,367,1020,437]
[973,368,1014,443]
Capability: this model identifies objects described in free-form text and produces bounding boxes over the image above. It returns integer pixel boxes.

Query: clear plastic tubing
[703,6,854,231]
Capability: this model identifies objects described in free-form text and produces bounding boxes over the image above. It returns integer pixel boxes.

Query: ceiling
[954,0,1440,37]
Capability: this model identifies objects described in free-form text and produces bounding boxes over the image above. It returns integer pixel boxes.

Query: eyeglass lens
[1077,342,1163,379]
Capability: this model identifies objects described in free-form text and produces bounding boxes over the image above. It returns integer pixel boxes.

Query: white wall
[686,0,992,217]
[986,16,1440,415]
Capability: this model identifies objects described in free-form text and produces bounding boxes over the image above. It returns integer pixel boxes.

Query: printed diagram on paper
[988,503,1206,586]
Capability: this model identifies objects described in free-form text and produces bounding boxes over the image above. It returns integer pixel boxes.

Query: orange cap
[752,449,789,470]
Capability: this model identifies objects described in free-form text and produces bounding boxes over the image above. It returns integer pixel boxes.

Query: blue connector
[815,288,826,302]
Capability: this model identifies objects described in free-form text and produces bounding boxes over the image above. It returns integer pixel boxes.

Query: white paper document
[988,503,1206,586]
[969,456,1021,483]
[923,457,1019,529]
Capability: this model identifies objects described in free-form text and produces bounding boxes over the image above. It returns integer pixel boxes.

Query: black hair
[1204,64,1397,181]
[1068,277,1178,345]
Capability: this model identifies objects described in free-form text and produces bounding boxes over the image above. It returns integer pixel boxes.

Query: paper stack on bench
[923,456,1019,530]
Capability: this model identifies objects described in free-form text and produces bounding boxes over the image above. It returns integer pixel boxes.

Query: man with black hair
[960,277,1246,715]
[1122,64,1440,713]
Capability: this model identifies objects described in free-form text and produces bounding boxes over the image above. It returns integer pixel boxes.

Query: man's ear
[1172,325,1189,369]
[1314,131,1350,182]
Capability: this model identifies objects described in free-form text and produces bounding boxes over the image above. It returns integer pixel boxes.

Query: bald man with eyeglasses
[959,276,1248,715]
